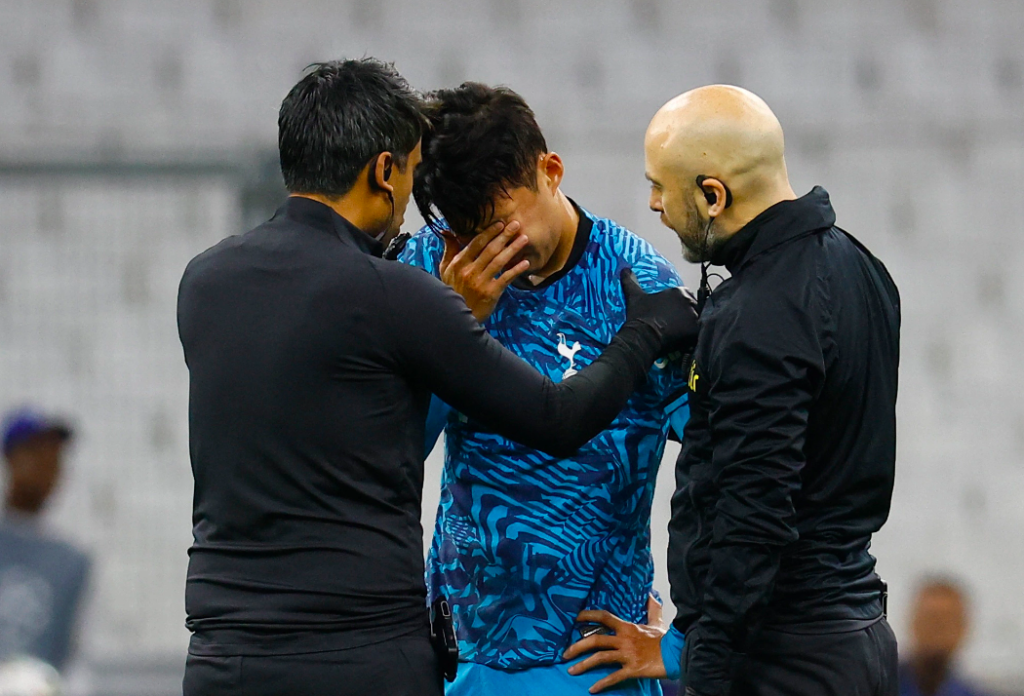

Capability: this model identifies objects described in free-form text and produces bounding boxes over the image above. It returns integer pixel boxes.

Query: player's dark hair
[278,58,428,196]
[414,82,548,237]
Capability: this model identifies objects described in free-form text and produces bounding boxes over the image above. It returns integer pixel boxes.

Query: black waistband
[757,612,885,636]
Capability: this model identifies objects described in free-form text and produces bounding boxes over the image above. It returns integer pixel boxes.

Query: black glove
[382,230,413,261]
[620,268,699,353]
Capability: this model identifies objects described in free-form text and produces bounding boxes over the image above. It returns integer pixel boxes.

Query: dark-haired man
[178,61,698,696]
[397,83,692,696]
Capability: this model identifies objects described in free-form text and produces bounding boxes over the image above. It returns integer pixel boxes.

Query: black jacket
[177,198,669,655]
[668,188,901,695]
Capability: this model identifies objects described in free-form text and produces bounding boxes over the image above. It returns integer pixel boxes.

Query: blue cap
[2,408,73,456]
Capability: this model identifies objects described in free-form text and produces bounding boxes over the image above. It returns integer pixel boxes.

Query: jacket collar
[275,196,385,258]
[711,186,836,274]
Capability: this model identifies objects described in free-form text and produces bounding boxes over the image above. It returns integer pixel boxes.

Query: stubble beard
[677,201,719,264]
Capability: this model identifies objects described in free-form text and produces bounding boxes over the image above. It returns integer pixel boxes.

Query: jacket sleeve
[684,291,825,696]
[378,262,663,459]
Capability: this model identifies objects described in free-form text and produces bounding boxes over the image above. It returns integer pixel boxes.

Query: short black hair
[414,83,548,237]
[278,58,428,197]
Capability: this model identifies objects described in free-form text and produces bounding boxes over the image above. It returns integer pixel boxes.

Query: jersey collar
[712,186,836,274]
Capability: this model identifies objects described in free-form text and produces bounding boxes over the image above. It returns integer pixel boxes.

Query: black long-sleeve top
[177,197,664,656]
[668,188,901,695]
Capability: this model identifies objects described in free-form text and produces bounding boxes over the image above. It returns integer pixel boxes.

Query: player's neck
[527,193,579,282]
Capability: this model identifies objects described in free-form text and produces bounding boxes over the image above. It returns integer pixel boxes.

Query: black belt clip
[880,579,889,619]
[430,595,459,683]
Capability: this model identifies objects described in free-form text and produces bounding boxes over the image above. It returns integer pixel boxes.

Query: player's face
[477,155,566,276]
[482,188,554,274]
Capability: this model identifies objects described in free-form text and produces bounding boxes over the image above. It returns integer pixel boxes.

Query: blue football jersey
[398,204,688,669]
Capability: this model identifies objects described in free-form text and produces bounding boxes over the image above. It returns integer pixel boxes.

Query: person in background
[0,408,90,674]
[899,578,991,696]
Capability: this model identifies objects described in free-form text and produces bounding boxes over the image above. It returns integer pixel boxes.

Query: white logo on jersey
[557,333,583,379]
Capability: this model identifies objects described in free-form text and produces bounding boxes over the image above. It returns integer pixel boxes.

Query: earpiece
[370,153,396,242]
[695,175,733,209]
[369,154,394,191]
[695,175,717,205]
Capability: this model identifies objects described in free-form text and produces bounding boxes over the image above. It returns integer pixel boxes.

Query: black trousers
[722,618,898,696]
[182,633,444,696]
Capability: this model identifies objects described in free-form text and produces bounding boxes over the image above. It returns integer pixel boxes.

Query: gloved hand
[620,269,699,353]
[382,230,413,260]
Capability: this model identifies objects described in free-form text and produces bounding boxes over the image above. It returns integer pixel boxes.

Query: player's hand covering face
[438,220,531,322]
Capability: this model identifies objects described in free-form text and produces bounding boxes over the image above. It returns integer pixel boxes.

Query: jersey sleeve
[661,624,687,681]
[423,395,452,457]
[630,246,683,294]
[399,229,456,456]
[401,228,458,456]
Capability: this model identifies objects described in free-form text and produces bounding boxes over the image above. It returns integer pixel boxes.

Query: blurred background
[0,0,1021,694]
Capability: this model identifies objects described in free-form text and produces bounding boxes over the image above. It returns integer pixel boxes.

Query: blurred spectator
[899,577,991,696]
[0,408,90,675]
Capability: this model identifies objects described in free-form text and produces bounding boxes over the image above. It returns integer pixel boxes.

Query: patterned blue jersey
[398,205,688,669]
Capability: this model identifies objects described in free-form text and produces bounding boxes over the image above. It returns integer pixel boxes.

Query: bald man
[564,86,901,696]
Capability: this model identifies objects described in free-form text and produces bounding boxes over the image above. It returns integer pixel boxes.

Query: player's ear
[538,152,564,193]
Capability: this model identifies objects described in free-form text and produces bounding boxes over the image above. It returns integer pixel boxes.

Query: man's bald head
[645,85,795,262]
[647,85,787,189]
